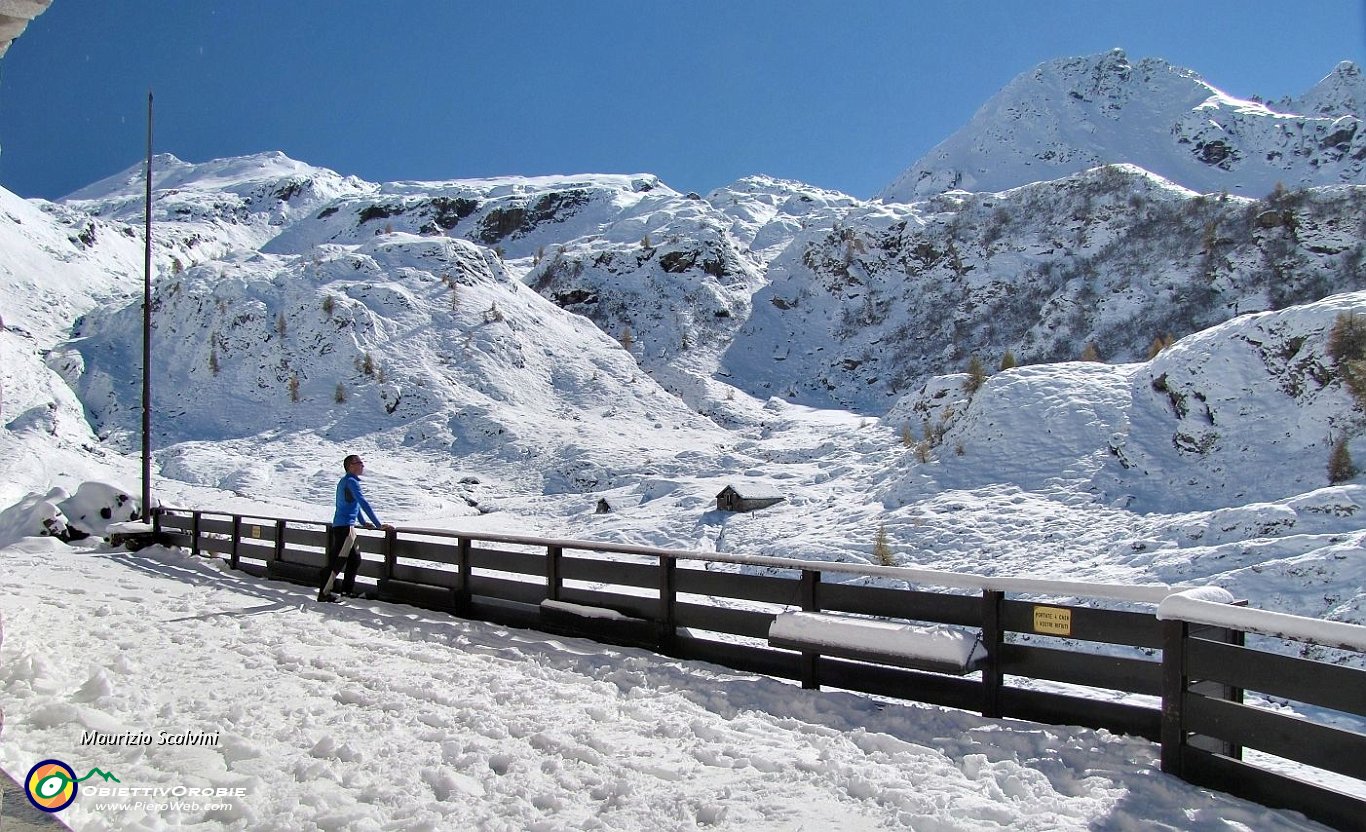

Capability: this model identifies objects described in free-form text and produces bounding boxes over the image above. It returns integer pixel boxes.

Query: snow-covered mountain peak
[708,174,852,199]
[1284,59,1366,117]
[64,150,363,202]
[59,151,183,201]
[57,151,377,259]
[702,174,861,256]
[705,174,859,219]
[880,50,1365,202]
[1037,48,1204,107]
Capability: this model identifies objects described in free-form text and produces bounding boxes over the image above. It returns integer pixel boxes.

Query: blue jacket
[333,472,382,528]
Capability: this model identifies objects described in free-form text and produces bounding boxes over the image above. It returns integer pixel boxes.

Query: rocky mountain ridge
[880,50,1366,202]
[37,55,1364,421]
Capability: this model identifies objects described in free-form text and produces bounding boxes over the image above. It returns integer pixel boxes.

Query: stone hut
[715,484,785,513]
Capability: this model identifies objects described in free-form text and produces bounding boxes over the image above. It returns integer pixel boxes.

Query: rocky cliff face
[733,166,1366,410]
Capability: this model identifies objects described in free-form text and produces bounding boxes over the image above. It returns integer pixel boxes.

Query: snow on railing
[769,611,986,671]
[1158,586,1366,651]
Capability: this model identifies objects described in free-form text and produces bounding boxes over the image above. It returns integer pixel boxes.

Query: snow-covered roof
[718,483,785,500]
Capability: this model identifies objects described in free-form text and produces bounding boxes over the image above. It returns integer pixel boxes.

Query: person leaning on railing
[318,454,393,602]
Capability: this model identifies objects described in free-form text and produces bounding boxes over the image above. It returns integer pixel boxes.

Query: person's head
[343,454,364,475]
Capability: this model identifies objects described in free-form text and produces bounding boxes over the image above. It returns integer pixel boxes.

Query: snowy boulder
[57,482,145,538]
[5,402,61,435]
[0,481,146,548]
[1286,486,1363,520]
[0,488,74,547]
[1205,503,1298,543]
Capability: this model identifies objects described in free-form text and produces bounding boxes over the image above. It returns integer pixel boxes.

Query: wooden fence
[152,508,1365,831]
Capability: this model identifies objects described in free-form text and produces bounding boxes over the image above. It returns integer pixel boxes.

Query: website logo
[24,759,120,813]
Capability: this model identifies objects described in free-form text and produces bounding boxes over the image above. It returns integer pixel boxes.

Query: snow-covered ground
[1,387,1361,830]
[0,536,1335,832]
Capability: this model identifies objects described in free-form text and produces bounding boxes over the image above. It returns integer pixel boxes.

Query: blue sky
[0,1,1362,201]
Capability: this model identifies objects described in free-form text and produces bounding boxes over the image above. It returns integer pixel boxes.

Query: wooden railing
[1159,593,1366,832]
[151,508,1366,831]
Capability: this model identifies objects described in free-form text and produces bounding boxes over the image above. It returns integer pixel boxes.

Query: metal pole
[142,90,153,517]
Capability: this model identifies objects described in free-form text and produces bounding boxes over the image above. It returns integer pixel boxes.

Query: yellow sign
[1033,605,1072,636]
[250,525,261,539]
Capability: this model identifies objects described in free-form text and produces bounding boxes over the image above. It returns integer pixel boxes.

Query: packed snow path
[0,541,1329,831]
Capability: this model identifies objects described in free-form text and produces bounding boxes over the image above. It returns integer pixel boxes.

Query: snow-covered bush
[1327,311,1366,407]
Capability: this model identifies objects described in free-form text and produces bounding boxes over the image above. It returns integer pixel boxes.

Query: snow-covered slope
[734,166,1366,410]
[881,50,1366,202]
[0,183,148,343]
[0,184,147,513]
[881,292,1366,511]
[48,231,729,505]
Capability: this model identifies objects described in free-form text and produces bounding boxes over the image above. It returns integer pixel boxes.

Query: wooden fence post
[799,569,821,689]
[456,537,472,615]
[229,515,242,570]
[383,527,398,581]
[273,519,286,564]
[800,569,820,612]
[547,545,563,602]
[981,589,1004,718]
[191,511,201,557]
[658,555,677,655]
[1160,618,1188,776]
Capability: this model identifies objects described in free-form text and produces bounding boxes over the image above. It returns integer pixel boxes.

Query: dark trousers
[323,525,361,593]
